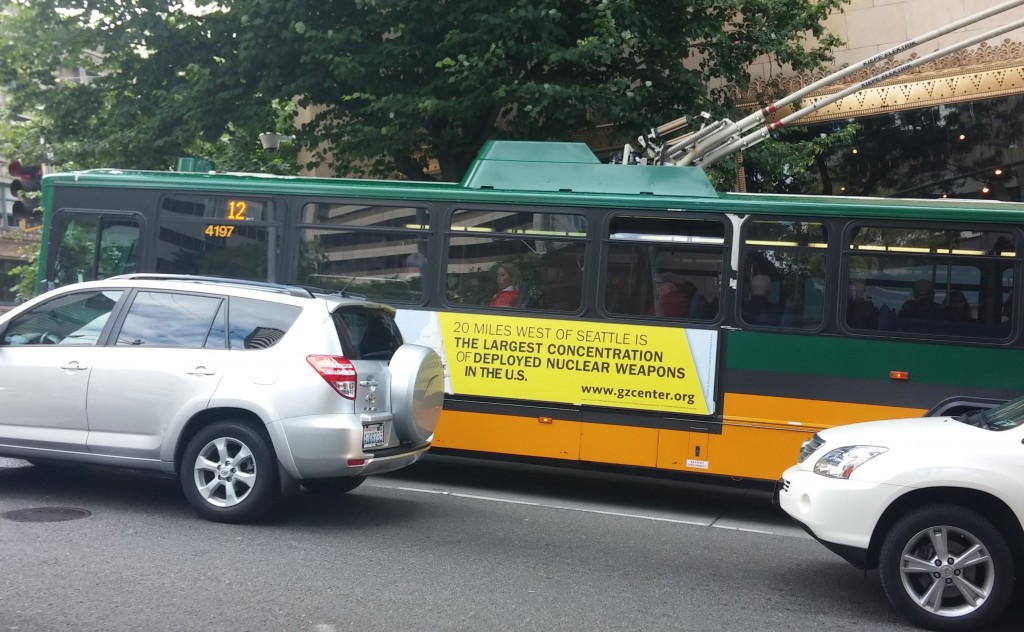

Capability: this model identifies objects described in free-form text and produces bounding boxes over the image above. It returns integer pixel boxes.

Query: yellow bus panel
[579,422,659,467]
[432,410,580,461]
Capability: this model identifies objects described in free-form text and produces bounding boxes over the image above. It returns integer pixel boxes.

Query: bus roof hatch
[460,140,718,198]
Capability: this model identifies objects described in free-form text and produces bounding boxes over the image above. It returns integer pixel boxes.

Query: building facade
[744,1,1024,126]
[738,0,1024,199]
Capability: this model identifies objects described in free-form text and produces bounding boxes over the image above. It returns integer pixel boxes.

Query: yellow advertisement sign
[437,313,714,415]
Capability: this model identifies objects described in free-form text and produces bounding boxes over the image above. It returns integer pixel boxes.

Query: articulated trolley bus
[33,140,1024,481]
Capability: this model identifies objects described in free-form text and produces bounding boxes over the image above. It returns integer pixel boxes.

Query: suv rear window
[118,292,301,349]
[332,307,403,360]
[205,296,301,350]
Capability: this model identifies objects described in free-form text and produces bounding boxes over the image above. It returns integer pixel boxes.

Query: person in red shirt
[489,263,521,307]
[647,272,692,317]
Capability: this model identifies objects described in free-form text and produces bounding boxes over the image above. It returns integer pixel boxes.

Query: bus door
[47,211,142,289]
[589,213,727,469]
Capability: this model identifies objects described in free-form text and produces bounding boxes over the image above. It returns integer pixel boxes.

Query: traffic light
[8,161,43,227]
[9,160,42,196]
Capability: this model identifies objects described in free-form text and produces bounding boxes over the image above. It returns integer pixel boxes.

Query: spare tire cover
[390,344,445,443]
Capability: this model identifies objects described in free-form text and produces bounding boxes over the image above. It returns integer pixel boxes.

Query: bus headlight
[813,445,888,479]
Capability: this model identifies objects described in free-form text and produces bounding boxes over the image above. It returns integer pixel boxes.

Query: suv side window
[333,307,403,360]
[116,291,223,348]
[2,290,123,346]
[223,297,301,350]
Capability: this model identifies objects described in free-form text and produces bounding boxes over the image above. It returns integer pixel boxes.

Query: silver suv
[0,274,443,522]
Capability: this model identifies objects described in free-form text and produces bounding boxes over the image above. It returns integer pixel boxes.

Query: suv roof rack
[106,273,315,298]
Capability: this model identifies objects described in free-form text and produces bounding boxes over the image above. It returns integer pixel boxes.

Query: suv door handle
[60,361,88,371]
[187,366,217,376]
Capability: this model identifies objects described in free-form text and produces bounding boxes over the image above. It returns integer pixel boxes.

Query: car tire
[301,476,366,495]
[879,504,1015,631]
[179,420,280,523]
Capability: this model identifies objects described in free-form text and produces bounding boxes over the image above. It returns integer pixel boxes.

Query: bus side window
[97,220,140,279]
[297,202,429,304]
[741,220,828,330]
[845,225,1014,339]
[51,214,140,287]
[446,208,587,312]
[603,215,725,321]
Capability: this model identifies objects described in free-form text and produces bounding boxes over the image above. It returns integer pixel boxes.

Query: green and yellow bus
[34,140,1024,481]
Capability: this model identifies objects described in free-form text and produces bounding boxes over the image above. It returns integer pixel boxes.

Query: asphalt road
[1,455,1022,632]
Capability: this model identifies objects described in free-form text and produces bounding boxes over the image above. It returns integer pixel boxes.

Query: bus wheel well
[867,487,1024,570]
[174,408,272,473]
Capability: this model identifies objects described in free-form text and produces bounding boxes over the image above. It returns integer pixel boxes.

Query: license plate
[362,423,385,449]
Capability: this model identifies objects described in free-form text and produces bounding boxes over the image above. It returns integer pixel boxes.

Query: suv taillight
[306,355,357,399]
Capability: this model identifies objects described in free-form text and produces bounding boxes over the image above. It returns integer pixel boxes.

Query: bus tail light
[307,355,357,399]
[889,370,910,381]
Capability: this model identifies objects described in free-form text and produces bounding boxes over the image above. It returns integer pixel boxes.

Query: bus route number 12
[204,200,247,238]
[227,200,248,220]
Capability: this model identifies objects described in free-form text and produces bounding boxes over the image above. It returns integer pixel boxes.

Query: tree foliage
[0,0,846,180]
[737,124,861,194]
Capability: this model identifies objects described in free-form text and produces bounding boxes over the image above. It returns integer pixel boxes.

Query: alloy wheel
[191,436,258,508]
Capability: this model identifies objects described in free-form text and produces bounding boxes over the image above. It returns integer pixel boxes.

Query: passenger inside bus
[847,280,878,329]
[899,279,944,320]
[946,291,975,323]
[646,272,694,317]
[743,274,782,325]
[489,262,521,307]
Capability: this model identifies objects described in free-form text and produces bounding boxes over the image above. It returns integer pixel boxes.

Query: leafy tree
[734,124,861,194]
[0,0,298,174]
[0,0,847,181]
[4,232,40,301]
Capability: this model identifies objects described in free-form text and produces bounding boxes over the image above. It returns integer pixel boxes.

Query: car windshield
[955,394,1024,430]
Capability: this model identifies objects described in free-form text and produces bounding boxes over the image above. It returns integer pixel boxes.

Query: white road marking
[383,483,779,534]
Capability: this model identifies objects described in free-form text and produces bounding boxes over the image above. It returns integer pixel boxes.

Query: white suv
[778,401,1024,631]
[0,274,444,523]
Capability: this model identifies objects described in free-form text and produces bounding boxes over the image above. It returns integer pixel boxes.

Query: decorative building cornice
[735,39,1024,123]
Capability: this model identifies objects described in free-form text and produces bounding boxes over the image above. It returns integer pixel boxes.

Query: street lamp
[258,132,294,153]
